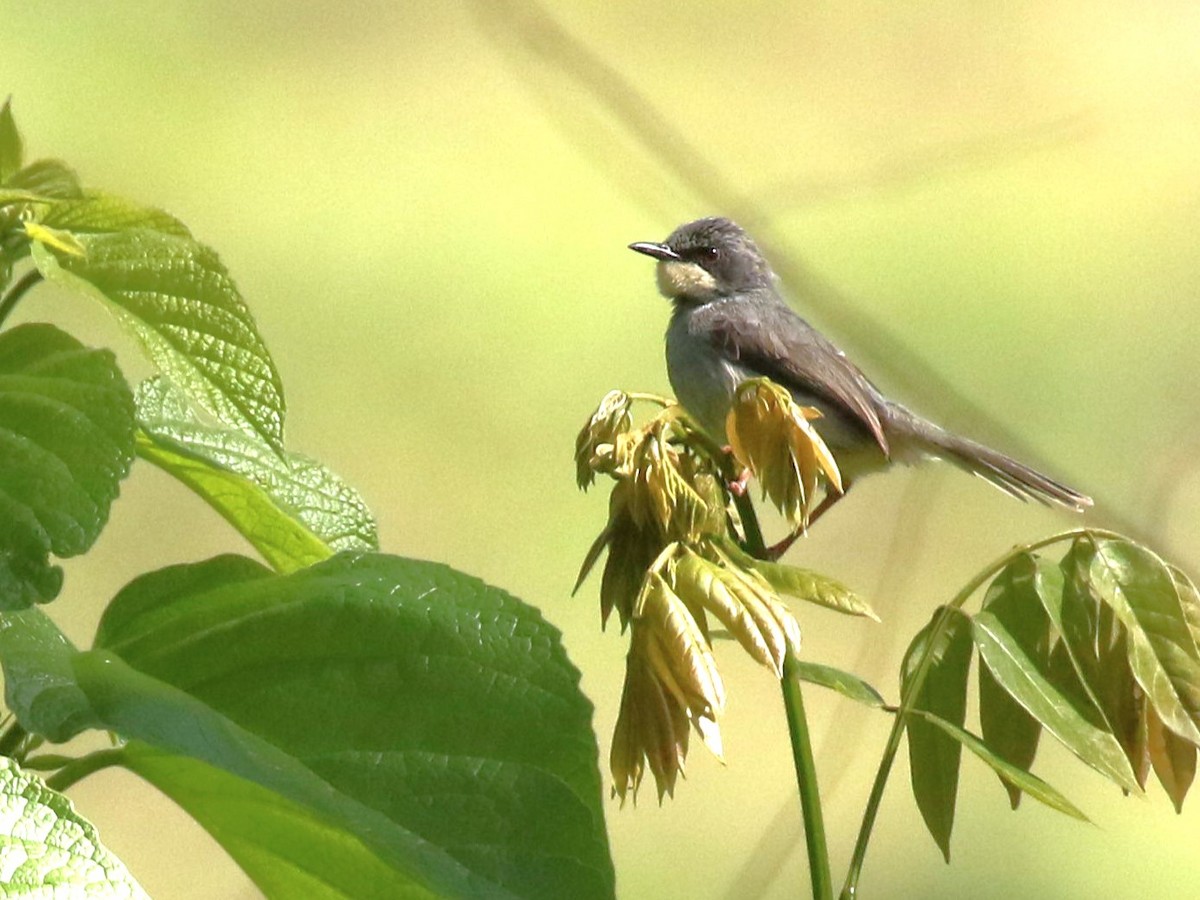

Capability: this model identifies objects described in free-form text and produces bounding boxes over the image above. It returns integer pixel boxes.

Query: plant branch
[839,527,1121,897]
[43,748,124,793]
[782,653,833,900]
[0,721,29,761]
[0,269,42,327]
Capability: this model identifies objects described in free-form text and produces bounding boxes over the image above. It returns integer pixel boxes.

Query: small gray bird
[630,216,1091,518]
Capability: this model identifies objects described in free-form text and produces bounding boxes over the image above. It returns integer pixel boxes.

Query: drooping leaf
[24,221,86,257]
[1088,537,1200,745]
[135,377,376,573]
[740,552,877,621]
[789,660,885,708]
[31,230,285,453]
[910,710,1089,823]
[901,606,974,862]
[973,610,1141,792]
[977,555,1051,807]
[0,323,135,608]
[0,755,149,897]
[93,552,614,900]
[0,98,22,184]
[1145,702,1196,813]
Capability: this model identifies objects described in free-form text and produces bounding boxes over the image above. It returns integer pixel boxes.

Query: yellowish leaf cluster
[574,386,862,802]
[725,377,842,528]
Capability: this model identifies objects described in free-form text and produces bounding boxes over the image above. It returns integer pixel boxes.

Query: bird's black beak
[628,241,681,262]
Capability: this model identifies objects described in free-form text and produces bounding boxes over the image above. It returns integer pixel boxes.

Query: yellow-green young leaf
[727,540,877,621]
[910,710,1089,823]
[0,97,21,183]
[902,607,975,862]
[3,159,82,200]
[574,389,632,488]
[23,222,85,257]
[638,573,725,716]
[1146,702,1197,813]
[974,610,1142,793]
[978,555,1051,808]
[135,378,376,574]
[31,230,285,453]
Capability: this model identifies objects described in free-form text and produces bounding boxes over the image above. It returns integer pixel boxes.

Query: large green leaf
[30,229,285,452]
[0,98,21,184]
[790,660,884,708]
[135,377,376,573]
[39,192,191,238]
[0,607,98,742]
[94,552,613,899]
[973,609,1141,792]
[901,606,974,862]
[0,323,135,608]
[978,555,1051,807]
[0,755,148,897]
[909,710,1088,823]
[1088,538,1200,744]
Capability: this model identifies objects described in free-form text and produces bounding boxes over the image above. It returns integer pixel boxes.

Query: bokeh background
[5,2,1200,897]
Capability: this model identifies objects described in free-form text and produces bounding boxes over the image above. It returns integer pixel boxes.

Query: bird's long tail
[896,409,1092,511]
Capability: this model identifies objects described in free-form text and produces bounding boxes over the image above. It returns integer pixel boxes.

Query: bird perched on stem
[629,216,1091,529]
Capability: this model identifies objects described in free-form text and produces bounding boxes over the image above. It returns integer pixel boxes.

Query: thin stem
[43,748,124,793]
[782,653,832,900]
[732,489,768,559]
[0,269,42,327]
[839,527,1119,898]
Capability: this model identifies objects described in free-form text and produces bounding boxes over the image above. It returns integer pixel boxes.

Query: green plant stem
[732,489,767,558]
[839,527,1119,898]
[782,652,833,900]
[44,748,124,793]
[0,269,42,327]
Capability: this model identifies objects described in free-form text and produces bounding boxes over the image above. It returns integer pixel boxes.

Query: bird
[629,216,1091,523]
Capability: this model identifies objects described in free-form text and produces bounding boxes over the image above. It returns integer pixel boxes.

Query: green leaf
[1088,537,1200,745]
[790,660,885,707]
[119,744,442,899]
[0,607,98,741]
[3,160,82,200]
[0,324,135,608]
[978,555,1051,807]
[39,191,191,237]
[973,609,1141,792]
[901,606,974,862]
[31,230,285,453]
[135,377,376,573]
[0,755,148,897]
[718,537,878,620]
[94,552,614,899]
[909,710,1089,823]
[0,98,21,183]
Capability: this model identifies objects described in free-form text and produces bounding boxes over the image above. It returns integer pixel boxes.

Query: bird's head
[629,217,774,304]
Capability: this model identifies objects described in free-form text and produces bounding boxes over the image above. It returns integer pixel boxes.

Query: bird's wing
[702,295,891,456]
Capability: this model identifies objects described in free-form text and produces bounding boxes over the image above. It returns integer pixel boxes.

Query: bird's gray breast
[665,307,754,440]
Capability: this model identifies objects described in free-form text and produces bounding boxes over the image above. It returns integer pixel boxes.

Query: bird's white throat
[656,260,718,299]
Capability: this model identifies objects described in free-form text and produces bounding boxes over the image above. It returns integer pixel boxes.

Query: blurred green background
[5,1,1200,897]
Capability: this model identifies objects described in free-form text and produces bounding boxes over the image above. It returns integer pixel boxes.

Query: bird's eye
[700,246,720,262]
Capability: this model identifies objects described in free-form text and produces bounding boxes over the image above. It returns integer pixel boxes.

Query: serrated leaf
[135,377,376,573]
[24,221,86,256]
[0,324,135,608]
[973,609,1141,792]
[978,555,1050,807]
[0,98,21,184]
[0,755,148,897]
[902,606,974,862]
[39,191,191,237]
[92,552,614,899]
[910,710,1089,823]
[789,660,885,707]
[738,547,877,621]
[31,230,285,453]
